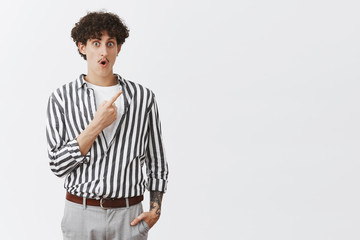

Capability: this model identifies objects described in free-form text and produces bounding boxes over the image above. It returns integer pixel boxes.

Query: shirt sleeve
[145,95,169,193]
[46,93,90,178]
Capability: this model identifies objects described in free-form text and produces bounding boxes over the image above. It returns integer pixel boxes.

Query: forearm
[47,92,119,177]
[149,190,164,217]
[146,96,169,193]
[76,120,103,156]
[48,138,89,177]
[77,92,121,155]
[49,121,102,177]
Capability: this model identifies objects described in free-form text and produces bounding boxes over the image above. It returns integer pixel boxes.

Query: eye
[107,42,114,47]
[93,42,100,47]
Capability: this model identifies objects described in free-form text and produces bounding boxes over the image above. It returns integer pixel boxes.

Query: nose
[100,44,108,57]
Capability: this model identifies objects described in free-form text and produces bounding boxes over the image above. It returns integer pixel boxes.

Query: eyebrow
[92,37,116,41]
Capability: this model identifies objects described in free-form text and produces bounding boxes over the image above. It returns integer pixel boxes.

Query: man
[46,11,169,240]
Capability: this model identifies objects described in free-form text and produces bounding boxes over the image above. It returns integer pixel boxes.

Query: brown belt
[66,192,143,209]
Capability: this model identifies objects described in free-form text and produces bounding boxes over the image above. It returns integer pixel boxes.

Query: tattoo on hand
[150,191,163,217]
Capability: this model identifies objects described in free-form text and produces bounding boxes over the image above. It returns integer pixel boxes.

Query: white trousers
[61,200,149,240]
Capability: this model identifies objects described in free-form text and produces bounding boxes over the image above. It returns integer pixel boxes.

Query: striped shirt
[46,74,168,199]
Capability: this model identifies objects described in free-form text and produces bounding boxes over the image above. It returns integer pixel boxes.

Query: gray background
[0,0,359,239]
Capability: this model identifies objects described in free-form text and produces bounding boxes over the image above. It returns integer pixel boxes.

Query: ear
[117,44,122,55]
[78,42,87,55]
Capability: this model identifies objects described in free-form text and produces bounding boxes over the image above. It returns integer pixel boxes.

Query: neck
[85,70,117,86]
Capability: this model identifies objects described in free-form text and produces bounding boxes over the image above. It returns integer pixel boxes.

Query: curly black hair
[71,11,130,60]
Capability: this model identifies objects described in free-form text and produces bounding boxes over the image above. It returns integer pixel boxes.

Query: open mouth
[98,58,109,67]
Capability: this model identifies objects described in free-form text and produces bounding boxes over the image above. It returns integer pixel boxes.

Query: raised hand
[76,90,122,156]
[93,90,122,131]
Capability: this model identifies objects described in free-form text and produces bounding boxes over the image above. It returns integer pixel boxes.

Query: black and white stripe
[46,74,168,199]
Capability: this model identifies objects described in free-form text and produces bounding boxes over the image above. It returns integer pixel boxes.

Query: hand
[92,90,122,131]
[130,210,160,229]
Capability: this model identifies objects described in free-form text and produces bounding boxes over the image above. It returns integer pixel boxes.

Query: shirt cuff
[147,178,168,193]
[68,139,90,164]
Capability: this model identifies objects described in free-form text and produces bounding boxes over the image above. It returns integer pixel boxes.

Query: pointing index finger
[107,90,122,106]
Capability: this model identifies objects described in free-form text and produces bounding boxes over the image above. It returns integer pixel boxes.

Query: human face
[78,31,121,77]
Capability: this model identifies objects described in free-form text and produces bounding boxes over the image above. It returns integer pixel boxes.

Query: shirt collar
[76,74,125,90]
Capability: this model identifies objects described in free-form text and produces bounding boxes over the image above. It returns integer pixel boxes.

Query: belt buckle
[100,198,108,210]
